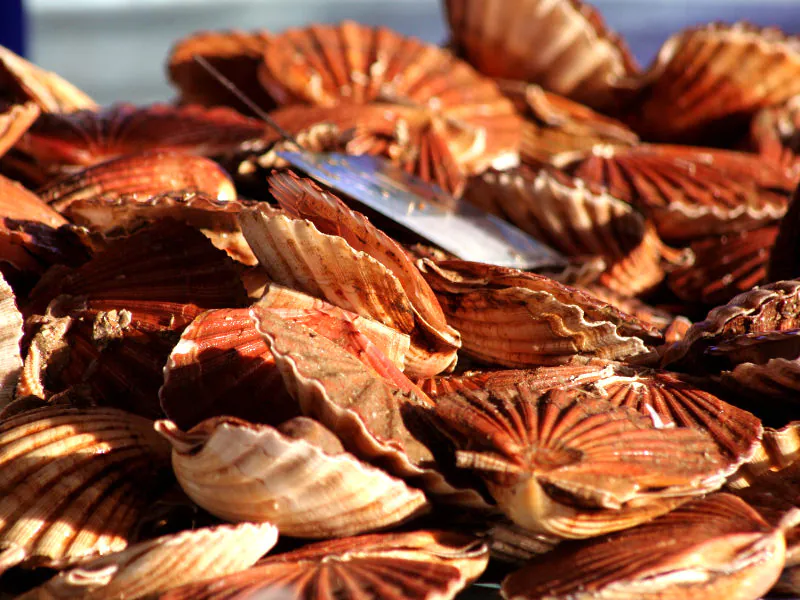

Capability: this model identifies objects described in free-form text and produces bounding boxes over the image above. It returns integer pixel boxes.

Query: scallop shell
[443,0,638,112]
[0,45,97,112]
[668,226,778,306]
[769,182,800,282]
[0,406,171,573]
[466,166,689,296]
[0,101,38,159]
[0,273,23,407]
[38,152,237,213]
[732,422,800,489]
[238,204,458,377]
[158,416,430,537]
[578,283,678,333]
[419,259,657,367]
[480,520,559,566]
[0,173,67,228]
[432,384,728,537]
[749,95,800,175]
[559,144,790,242]
[622,22,800,144]
[168,29,276,113]
[10,104,269,184]
[20,521,278,600]
[661,280,800,370]
[160,290,412,430]
[251,307,487,507]
[160,530,488,600]
[502,494,795,600]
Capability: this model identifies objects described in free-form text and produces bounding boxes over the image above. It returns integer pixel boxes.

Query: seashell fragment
[559,144,791,241]
[19,521,278,600]
[443,0,638,111]
[502,494,797,600]
[419,259,657,367]
[0,272,23,407]
[0,45,97,113]
[0,173,67,228]
[160,530,488,600]
[749,95,800,175]
[38,152,237,213]
[432,384,728,538]
[0,101,38,159]
[0,406,171,573]
[158,416,430,537]
[622,23,800,143]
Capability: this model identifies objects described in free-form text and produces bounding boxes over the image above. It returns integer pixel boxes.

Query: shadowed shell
[0,101,38,160]
[0,272,23,407]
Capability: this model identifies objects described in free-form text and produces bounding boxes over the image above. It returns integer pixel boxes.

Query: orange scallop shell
[0,101,38,160]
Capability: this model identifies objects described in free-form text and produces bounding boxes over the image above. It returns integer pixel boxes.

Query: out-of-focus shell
[160,530,488,600]
[502,494,796,600]
[0,45,97,112]
[480,520,559,566]
[8,104,269,185]
[257,21,521,174]
[160,288,412,430]
[432,384,727,538]
[559,144,791,241]
[19,521,278,600]
[465,167,690,296]
[38,152,237,213]
[769,183,800,282]
[0,102,38,159]
[0,173,66,228]
[61,191,258,265]
[0,406,171,573]
[239,204,458,377]
[499,82,638,165]
[621,23,800,143]
[749,95,800,175]
[668,226,778,306]
[0,272,22,406]
[168,29,276,113]
[157,416,430,537]
[443,0,638,112]
[661,280,800,370]
[419,259,657,367]
[252,308,487,507]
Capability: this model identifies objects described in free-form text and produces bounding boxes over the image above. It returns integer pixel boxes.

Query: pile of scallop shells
[3,1,800,598]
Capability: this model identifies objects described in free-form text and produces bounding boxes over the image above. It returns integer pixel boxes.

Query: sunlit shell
[661,280,800,370]
[466,166,689,296]
[732,422,800,489]
[61,191,258,265]
[0,45,97,113]
[559,144,791,241]
[0,173,67,228]
[38,152,237,213]
[160,289,411,430]
[22,220,247,417]
[257,21,521,173]
[419,259,657,367]
[0,272,22,406]
[443,0,637,112]
[749,95,800,175]
[160,530,488,600]
[168,29,276,112]
[578,283,678,334]
[252,307,487,507]
[622,23,800,143]
[502,494,795,600]
[0,101,38,159]
[239,204,458,377]
[0,406,171,573]
[668,226,778,306]
[432,385,727,538]
[158,416,430,537]
[20,521,278,600]
[9,104,269,185]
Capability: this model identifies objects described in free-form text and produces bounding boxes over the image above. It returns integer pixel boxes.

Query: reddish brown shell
[621,22,800,144]
[443,0,638,112]
[0,45,97,113]
[0,406,171,573]
[0,173,65,228]
[419,259,657,367]
[160,530,488,600]
[749,95,800,176]
[168,29,276,113]
[38,152,237,213]
[668,226,778,306]
[432,384,727,537]
[559,145,791,241]
[465,166,690,296]
[769,183,800,282]
[502,494,792,600]
[0,102,38,159]
[578,283,679,334]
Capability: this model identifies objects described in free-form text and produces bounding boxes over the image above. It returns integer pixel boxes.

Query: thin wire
[192,54,299,145]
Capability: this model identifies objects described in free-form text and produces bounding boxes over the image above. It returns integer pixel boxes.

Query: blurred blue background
[7,0,800,105]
